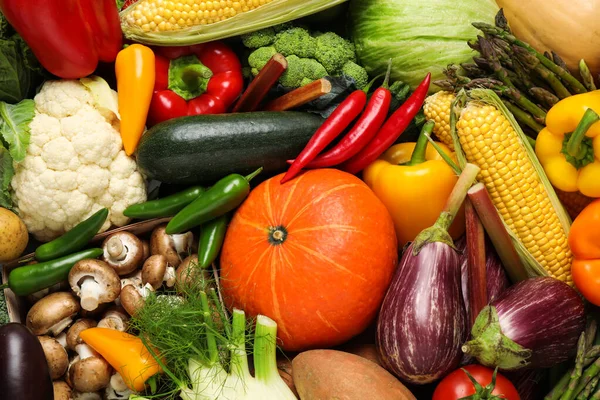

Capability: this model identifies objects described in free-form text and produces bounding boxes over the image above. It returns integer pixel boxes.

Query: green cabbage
[349,0,499,91]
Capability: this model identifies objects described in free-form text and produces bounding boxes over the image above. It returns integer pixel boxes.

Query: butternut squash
[497,0,600,76]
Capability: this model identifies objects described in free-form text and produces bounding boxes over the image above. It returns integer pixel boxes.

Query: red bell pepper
[148,42,244,126]
[0,0,122,79]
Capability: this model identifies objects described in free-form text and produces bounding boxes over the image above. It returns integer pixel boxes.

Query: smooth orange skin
[573,260,600,306]
[115,44,155,156]
[569,200,600,305]
[362,142,465,247]
[80,328,161,392]
[220,169,398,352]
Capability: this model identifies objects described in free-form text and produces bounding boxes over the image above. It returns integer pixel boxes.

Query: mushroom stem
[171,232,194,257]
[164,266,177,288]
[80,277,103,311]
[75,344,97,360]
[56,332,68,348]
[110,373,129,393]
[106,237,127,261]
[49,317,75,336]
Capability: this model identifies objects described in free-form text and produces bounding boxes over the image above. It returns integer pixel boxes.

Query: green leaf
[0,100,34,162]
[0,146,14,210]
[0,11,13,39]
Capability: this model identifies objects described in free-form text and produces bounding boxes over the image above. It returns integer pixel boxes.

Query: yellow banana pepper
[536,91,600,197]
[363,121,464,247]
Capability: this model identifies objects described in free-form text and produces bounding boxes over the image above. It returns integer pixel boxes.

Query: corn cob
[454,89,573,283]
[556,189,594,220]
[423,91,456,149]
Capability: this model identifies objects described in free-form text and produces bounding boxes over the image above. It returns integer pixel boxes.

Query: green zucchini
[136,112,324,184]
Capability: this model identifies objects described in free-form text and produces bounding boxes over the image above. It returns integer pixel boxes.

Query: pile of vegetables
[3,1,600,400]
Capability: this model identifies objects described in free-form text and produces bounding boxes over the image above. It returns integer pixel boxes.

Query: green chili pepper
[1,248,103,296]
[123,186,205,219]
[198,214,229,269]
[165,168,262,235]
[35,208,108,262]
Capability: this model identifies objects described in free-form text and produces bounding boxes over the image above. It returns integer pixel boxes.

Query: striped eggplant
[463,277,586,370]
[376,240,467,384]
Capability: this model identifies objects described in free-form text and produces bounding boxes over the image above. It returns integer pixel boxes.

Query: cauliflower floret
[11,79,147,242]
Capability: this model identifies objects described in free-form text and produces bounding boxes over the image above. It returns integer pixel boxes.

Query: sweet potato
[292,349,416,400]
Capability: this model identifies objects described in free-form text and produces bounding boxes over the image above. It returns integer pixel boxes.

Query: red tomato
[433,365,520,400]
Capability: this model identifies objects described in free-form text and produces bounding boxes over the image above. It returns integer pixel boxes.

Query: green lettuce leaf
[0,99,34,162]
[0,146,14,210]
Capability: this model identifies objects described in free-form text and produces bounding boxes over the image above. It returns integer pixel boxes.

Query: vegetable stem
[567,108,599,160]
[253,315,280,383]
[424,132,461,175]
[561,332,587,400]
[230,309,251,379]
[467,183,529,282]
[434,163,480,232]
[579,60,597,91]
[244,167,263,182]
[404,121,434,166]
[200,291,219,364]
[465,199,487,327]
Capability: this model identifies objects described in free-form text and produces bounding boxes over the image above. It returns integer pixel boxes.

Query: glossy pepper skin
[148,42,243,127]
[116,44,156,156]
[0,0,122,79]
[80,328,162,392]
[363,122,464,247]
[569,199,600,306]
[536,91,600,197]
[0,324,53,400]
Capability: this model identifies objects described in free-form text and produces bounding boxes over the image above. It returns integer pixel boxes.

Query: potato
[292,349,416,400]
[0,207,28,261]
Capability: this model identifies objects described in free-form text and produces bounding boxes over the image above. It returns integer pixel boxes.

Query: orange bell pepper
[115,44,155,156]
[569,199,600,305]
[363,121,464,246]
[80,327,162,392]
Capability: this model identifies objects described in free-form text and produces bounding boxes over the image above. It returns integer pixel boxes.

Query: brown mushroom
[39,335,69,380]
[27,280,70,304]
[69,259,121,311]
[69,344,112,393]
[97,306,129,331]
[26,292,80,336]
[142,254,176,289]
[101,232,144,275]
[119,284,150,316]
[66,319,98,351]
[80,302,110,320]
[150,224,194,267]
[175,254,211,292]
[141,239,150,261]
[53,380,72,400]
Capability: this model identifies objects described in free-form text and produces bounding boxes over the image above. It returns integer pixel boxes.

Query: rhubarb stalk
[465,199,487,327]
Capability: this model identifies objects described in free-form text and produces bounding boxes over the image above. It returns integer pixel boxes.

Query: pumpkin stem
[268,226,288,245]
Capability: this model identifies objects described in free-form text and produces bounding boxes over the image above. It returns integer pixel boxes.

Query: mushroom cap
[141,239,150,261]
[70,353,112,393]
[39,335,69,380]
[69,259,121,310]
[97,306,129,331]
[53,381,72,400]
[176,254,210,292]
[101,232,144,276]
[150,224,193,267]
[26,292,80,336]
[120,285,145,316]
[142,254,169,290]
[67,319,98,351]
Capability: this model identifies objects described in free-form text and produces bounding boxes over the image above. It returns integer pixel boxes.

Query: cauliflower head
[11,79,147,242]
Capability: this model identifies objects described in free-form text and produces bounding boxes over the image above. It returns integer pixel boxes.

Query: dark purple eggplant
[377,241,467,384]
[504,368,547,400]
[0,323,53,400]
[462,277,586,370]
[456,237,510,312]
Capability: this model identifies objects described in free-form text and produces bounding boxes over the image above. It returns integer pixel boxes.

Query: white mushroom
[67,319,98,351]
[69,259,121,311]
[69,344,112,393]
[53,380,72,400]
[26,292,80,336]
[38,335,69,380]
[150,224,194,268]
[142,254,176,289]
[104,373,134,400]
[102,232,144,276]
[97,306,129,331]
[72,391,102,400]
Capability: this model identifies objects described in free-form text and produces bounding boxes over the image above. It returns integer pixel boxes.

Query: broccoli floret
[300,78,314,87]
[0,288,8,326]
[314,32,357,75]
[272,22,294,33]
[342,61,369,89]
[301,58,328,81]
[273,27,316,58]
[248,46,277,72]
[279,55,305,88]
[241,27,276,49]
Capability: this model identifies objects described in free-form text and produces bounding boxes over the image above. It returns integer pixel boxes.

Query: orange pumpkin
[220,169,398,352]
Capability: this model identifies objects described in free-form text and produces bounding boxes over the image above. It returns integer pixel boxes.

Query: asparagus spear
[512,45,572,99]
[494,9,512,33]
[560,332,587,400]
[577,376,599,399]
[571,357,600,399]
[472,22,588,94]
[529,87,560,109]
[479,38,515,88]
[579,59,597,91]
[502,100,545,133]
[552,51,570,71]
[460,63,488,78]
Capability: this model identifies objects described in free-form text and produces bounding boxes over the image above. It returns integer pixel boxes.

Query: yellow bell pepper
[363,121,464,247]
[536,91,600,197]
[80,327,162,392]
[115,44,155,156]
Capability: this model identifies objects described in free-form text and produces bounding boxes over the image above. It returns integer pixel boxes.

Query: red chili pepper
[0,0,122,79]
[147,42,244,127]
[280,90,368,184]
[341,73,431,175]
